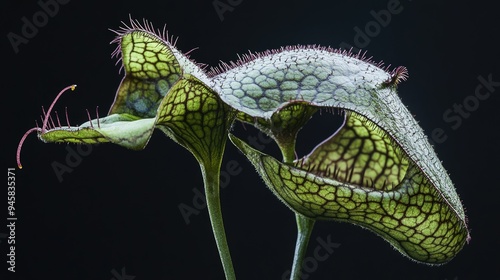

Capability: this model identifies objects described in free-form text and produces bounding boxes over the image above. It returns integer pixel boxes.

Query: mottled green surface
[29,24,237,280]
[109,30,181,117]
[157,74,234,166]
[212,48,469,264]
[211,48,466,226]
[20,19,469,280]
[298,111,409,191]
[230,112,468,263]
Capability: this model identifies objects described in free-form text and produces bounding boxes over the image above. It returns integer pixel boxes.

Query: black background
[2,0,499,279]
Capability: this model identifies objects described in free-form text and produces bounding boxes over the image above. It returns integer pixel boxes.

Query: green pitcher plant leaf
[17,19,211,160]
[16,19,237,280]
[155,74,237,280]
[156,74,235,167]
[15,18,470,280]
[109,19,209,118]
[212,46,470,264]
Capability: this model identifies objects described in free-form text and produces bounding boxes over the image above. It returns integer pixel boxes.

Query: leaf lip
[229,133,469,264]
[232,100,470,236]
[230,132,409,195]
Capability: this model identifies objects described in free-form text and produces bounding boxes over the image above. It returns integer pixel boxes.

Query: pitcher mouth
[294,109,410,192]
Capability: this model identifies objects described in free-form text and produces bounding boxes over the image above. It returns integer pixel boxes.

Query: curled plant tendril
[17,84,77,169]
[17,18,469,280]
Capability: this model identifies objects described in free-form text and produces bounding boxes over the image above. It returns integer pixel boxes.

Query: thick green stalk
[200,163,236,280]
[290,215,315,280]
[280,140,316,280]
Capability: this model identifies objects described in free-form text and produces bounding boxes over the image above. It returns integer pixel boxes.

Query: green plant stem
[290,215,315,280]
[200,163,236,280]
[280,140,316,280]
